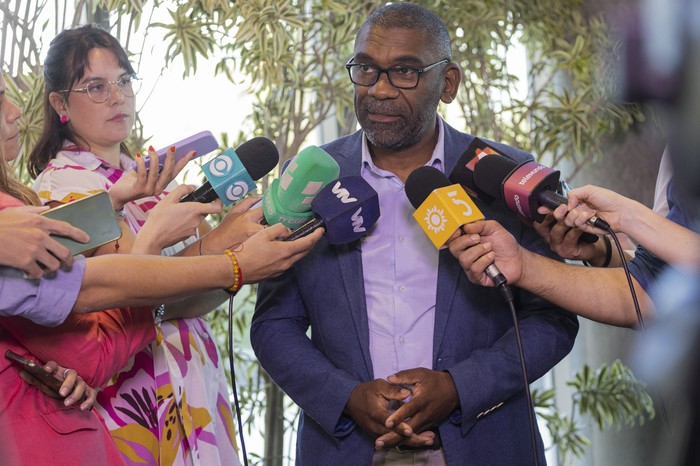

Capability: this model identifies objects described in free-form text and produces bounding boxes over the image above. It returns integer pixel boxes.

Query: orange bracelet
[224,249,243,293]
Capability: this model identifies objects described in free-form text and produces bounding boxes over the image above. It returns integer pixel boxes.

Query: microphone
[262,145,340,229]
[448,137,504,202]
[472,152,609,237]
[180,137,279,205]
[283,176,380,244]
[405,166,507,286]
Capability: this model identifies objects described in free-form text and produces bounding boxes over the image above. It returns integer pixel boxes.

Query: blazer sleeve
[444,213,579,435]
[0,307,156,388]
[251,247,361,438]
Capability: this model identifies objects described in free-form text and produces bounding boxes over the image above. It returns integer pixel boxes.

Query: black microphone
[283,176,380,244]
[180,137,279,205]
[448,137,504,202]
[473,152,608,242]
[405,166,507,287]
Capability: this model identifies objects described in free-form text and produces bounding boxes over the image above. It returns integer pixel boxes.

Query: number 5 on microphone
[413,185,484,248]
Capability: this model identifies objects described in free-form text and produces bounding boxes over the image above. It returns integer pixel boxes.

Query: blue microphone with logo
[180,137,279,206]
[283,176,380,244]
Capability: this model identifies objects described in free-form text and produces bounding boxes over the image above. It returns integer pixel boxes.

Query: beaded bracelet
[224,249,243,293]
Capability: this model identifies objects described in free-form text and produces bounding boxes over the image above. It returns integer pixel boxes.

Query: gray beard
[363,112,436,151]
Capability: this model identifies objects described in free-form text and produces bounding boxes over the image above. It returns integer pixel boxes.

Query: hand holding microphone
[471,147,608,236]
[181,137,279,205]
[405,166,507,287]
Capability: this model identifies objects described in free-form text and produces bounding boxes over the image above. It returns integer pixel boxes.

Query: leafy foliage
[533,360,655,465]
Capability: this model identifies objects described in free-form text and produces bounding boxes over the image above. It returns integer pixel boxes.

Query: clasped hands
[345,367,458,451]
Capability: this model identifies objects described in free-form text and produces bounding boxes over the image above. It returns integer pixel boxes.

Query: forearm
[618,201,700,265]
[518,249,655,327]
[73,254,234,313]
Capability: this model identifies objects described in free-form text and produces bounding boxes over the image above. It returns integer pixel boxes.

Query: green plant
[533,359,655,465]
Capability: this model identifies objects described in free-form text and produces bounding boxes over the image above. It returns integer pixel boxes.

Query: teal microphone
[262,146,340,228]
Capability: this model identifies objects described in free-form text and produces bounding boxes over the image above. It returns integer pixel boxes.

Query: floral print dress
[33,144,240,466]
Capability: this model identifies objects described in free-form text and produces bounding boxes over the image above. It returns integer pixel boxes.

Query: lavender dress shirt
[360,119,446,381]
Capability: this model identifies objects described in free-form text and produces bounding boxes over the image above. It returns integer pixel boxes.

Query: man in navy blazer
[251,3,578,465]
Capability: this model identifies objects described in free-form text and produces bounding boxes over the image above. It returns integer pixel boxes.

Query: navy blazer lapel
[433,123,472,362]
[327,132,374,377]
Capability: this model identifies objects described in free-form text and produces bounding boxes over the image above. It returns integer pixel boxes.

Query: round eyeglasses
[345,59,449,89]
[60,74,141,103]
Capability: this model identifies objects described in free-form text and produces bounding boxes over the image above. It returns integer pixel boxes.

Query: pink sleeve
[0,307,156,388]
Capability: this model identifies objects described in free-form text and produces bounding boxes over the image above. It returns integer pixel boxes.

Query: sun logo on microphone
[210,155,234,177]
[424,206,447,233]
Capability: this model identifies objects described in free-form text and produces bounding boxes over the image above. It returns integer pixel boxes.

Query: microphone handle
[537,191,608,243]
[180,181,217,203]
[282,215,324,242]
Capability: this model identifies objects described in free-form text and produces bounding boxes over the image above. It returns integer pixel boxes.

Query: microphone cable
[491,272,540,466]
[603,225,672,436]
[227,294,250,466]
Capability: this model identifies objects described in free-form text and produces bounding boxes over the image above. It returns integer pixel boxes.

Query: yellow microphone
[406,166,485,248]
[405,165,507,287]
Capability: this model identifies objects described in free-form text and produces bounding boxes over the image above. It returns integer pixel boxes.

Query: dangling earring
[60,114,69,124]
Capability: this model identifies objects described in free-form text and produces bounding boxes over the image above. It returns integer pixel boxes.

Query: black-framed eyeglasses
[60,74,141,103]
[345,58,449,89]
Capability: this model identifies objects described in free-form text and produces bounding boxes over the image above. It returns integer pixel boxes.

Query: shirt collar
[57,141,133,173]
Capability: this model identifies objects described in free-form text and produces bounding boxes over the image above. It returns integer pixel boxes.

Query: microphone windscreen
[236,137,280,180]
[405,166,451,208]
[311,176,380,244]
[473,154,518,200]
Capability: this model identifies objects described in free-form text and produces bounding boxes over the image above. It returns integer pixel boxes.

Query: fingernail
[64,397,74,406]
[80,403,89,411]
[148,145,155,152]
[136,152,141,158]
[471,234,480,241]
[170,146,176,152]
[192,151,197,157]
[386,420,394,428]
[400,389,410,396]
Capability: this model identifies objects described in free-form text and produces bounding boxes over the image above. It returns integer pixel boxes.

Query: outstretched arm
[450,220,654,327]
[564,185,700,266]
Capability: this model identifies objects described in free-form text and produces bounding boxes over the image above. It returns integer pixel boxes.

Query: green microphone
[262,146,340,228]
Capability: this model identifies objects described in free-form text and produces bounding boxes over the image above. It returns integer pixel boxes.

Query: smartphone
[41,191,122,255]
[5,350,63,398]
[131,130,219,171]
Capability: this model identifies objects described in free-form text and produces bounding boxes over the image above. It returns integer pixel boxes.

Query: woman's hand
[233,223,324,284]
[109,146,195,209]
[132,184,222,254]
[20,361,96,411]
[199,197,265,254]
